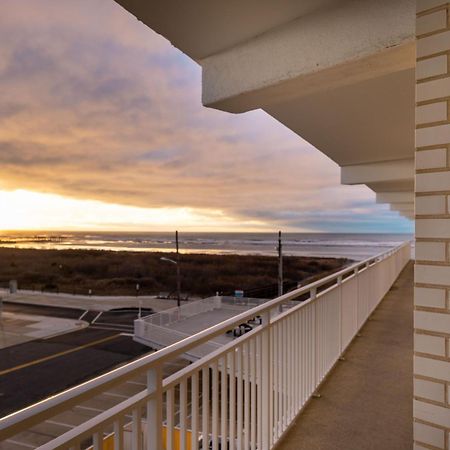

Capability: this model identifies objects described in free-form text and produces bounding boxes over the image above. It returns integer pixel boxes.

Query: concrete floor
[277,262,413,450]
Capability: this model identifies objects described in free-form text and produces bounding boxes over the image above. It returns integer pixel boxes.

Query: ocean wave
[0,231,412,260]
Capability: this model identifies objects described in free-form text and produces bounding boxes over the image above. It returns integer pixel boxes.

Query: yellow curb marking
[0,334,120,376]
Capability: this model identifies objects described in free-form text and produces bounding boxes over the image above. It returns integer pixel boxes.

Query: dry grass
[0,248,349,298]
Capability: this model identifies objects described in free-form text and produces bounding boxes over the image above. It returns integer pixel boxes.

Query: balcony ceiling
[264,68,415,167]
[116,0,339,59]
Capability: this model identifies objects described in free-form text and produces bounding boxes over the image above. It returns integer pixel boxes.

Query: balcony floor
[277,262,413,450]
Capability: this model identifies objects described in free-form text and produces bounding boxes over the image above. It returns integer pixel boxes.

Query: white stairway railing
[134,296,280,360]
[0,242,411,450]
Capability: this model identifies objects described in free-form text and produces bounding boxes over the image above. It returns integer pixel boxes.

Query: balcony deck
[277,262,413,450]
[0,245,411,449]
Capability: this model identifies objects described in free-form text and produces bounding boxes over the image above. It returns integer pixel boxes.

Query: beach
[0,231,411,259]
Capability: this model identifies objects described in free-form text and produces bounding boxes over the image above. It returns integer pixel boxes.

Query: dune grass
[0,247,349,298]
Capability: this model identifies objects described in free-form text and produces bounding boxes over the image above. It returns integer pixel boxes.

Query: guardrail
[138,296,222,328]
[134,296,279,360]
[0,242,411,449]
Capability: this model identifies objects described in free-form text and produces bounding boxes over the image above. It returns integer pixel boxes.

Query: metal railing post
[260,310,272,450]
[353,267,359,329]
[310,287,318,388]
[337,275,343,353]
[146,366,163,450]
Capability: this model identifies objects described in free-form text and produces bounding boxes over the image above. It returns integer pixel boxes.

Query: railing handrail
[0,242,411,438]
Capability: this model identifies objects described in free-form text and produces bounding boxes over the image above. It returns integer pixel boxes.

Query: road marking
[0,334,120,376]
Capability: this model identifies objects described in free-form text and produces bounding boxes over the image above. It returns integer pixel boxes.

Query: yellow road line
[0,334,121,376]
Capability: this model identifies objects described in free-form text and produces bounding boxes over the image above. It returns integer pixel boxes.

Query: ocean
[0,231,413,261]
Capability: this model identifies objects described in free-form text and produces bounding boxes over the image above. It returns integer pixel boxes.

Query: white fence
[0,243,411,450]
[134,296,278,360]
[135,321,223,360]
[140,297,222,328]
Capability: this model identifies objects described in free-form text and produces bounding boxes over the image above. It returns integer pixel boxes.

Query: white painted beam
[389,204,415,216]
[389,202,414,210]
[390,204,414,214]
[341,159,414,185]
[376,192,414,204]
[366,181,414,193]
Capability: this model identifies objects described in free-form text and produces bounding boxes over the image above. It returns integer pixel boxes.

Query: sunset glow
[0,1,412,233]
[0,189,268,232]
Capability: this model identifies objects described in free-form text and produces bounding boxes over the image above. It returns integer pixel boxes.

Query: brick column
[415,1,450,448]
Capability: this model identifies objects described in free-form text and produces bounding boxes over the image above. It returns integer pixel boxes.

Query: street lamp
[160,231,181,307]
[277,230,283,297]
[160,257,181,307]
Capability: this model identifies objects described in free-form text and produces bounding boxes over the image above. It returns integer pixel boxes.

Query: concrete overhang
[198,0,416,169]
[200,0,415,113]
[390,203,414,211]
[115,0,338,60]
[398,208,414,216]
[390,202,415,211]
[341,159,414,190]
[264,68,415,167]
[376,192,414,204]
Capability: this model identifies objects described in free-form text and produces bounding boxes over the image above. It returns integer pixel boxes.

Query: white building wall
[415,1,450,447]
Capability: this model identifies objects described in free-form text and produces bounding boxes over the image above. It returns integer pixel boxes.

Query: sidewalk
[1,289,180,312]
[0,311,87,349]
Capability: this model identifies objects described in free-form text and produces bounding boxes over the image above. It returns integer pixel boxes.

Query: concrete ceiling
[115,0,338,59]
[264,68,415,167]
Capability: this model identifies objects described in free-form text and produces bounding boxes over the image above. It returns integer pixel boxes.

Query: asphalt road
[0,322,151,418]
[2,301,154,332]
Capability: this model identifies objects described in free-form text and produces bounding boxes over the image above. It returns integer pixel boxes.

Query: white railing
[141,297,222,328]
[135,321,223,360]
[134,296,283,360]
[0,243,411,450]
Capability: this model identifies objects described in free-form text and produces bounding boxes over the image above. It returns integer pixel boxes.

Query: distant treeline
[0,247,349,298]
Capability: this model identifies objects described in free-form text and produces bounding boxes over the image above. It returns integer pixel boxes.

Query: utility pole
[160,231,182,308]
[278,230,283,297]
[176,230,181,307]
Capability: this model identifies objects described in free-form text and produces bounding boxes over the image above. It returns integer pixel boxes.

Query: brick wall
[415,1,450,448]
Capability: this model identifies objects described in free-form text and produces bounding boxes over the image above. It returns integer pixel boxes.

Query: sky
[0,0,412,233]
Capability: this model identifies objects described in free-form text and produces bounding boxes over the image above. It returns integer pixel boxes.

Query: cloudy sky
[0,0,412,233]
